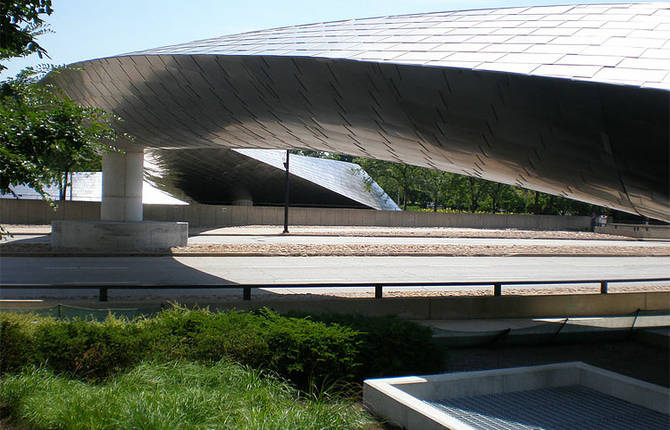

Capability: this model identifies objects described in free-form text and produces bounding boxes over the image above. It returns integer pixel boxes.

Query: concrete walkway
[1,255,668,299]
[3,255,669,284]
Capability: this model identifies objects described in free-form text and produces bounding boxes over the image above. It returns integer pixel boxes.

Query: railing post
[243,286,251,301]
[375,284,383,299]
[99,287,108,302]
[494,283,502,296]
[600,281,608,294]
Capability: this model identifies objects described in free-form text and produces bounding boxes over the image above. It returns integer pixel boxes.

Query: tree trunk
[491,183,502,213]
[468,178,478,212]
[58,170,68,201]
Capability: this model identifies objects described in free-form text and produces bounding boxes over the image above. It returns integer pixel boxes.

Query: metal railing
[2,277,668,302]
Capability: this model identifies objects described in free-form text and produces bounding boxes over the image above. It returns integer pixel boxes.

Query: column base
[51,221,188,250]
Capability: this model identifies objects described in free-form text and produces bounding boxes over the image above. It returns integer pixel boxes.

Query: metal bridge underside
[54,55,669,220]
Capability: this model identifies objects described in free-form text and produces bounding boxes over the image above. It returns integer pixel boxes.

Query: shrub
[253,308,360,389]
[0,307,445,390]
[139,307,361,390]
[139,306,270,365]
[0,313,40,374]
[290,313,446,379]
[32,316,143,379]
[1,307,363,390]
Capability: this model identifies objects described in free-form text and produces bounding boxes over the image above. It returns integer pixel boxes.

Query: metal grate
[430,385,669,429]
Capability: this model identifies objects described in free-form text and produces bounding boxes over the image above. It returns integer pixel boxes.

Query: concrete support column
[52,220,188,250]
[52,144,187,250]
[101,148,144,221]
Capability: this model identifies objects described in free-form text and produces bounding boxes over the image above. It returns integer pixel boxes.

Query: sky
[0,0,646,78]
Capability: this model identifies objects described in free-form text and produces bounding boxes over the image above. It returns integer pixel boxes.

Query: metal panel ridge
[126,2,670,90]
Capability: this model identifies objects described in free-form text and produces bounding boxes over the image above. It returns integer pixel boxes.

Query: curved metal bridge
[49,3,670,220]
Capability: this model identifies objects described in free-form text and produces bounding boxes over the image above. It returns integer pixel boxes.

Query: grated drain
[429,385,669,429]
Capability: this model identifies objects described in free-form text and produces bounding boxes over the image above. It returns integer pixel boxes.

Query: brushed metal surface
[47,3,670,220]
[145,148,399,209]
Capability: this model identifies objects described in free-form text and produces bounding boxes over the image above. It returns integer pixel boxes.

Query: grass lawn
[0,361,375,430]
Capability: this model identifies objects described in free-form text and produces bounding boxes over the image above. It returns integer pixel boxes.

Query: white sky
[0,0,639,78]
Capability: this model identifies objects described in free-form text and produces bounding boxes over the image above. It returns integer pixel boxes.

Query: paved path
[2,256,668,299]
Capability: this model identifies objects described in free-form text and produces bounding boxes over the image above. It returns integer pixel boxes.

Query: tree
[0,0,53,71]
[417,169,452,212]
[291,149,354,162]
[283,150,605,216]
[0,70,121,200]
[464,176,491,212]
[1,1,125,207]
[355,158,422,210]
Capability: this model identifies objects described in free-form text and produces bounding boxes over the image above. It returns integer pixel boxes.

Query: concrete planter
[51,220,188,250]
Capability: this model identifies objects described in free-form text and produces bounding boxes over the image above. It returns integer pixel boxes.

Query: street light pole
[283,149,290,234]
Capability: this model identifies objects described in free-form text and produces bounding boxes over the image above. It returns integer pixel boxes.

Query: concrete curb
[2,251,670,258]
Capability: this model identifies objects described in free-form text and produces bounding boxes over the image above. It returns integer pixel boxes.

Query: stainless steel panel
[47,3,670,220]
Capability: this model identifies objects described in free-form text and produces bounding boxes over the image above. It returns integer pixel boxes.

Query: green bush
[254,308,360,389]
[0,313,40,374]
[0,307,363,390]
[0,307,445,390]
[138,307,269,366]
[138,307,361,389]
[290,313,446,379]
[32,317,144,379]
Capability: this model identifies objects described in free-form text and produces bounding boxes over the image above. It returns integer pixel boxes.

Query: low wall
[1,199,591,230]
[0,199,100,224]
[145,205,590,230]
[51,220,188,250]
[217,291,669,320]
[47,291,669,320]
[597,223,670,239]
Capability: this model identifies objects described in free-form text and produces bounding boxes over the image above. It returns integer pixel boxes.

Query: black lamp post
[283,149,290,234]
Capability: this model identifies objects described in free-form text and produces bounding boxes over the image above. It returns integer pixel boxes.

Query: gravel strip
[193,225,634,240]
[2,241,670,257]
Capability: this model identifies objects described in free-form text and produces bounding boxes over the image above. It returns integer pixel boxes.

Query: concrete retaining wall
[597,223,670,239]
[51,220,188,250]
[205,291,669,320]
[30,292,666,321]
[0,199,100,224]
[0,199,590,230]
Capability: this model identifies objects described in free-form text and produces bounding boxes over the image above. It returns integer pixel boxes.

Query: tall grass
[0,361,374,430]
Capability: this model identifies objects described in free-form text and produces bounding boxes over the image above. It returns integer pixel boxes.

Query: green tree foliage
[291,149,354,163]
[354,158,423,210]
[348,156,599,215]
[0,2,123,204]
[0,70,120,201]
[417,168,453,212]
[0,0,53,71]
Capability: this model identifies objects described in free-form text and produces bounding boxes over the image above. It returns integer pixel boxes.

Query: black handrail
[2,277,668,302]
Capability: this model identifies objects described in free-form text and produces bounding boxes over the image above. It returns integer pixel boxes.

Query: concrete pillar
[101,148,144,221]
[52,145,188,250]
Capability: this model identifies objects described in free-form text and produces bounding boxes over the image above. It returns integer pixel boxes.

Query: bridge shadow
[0,254,298,301]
